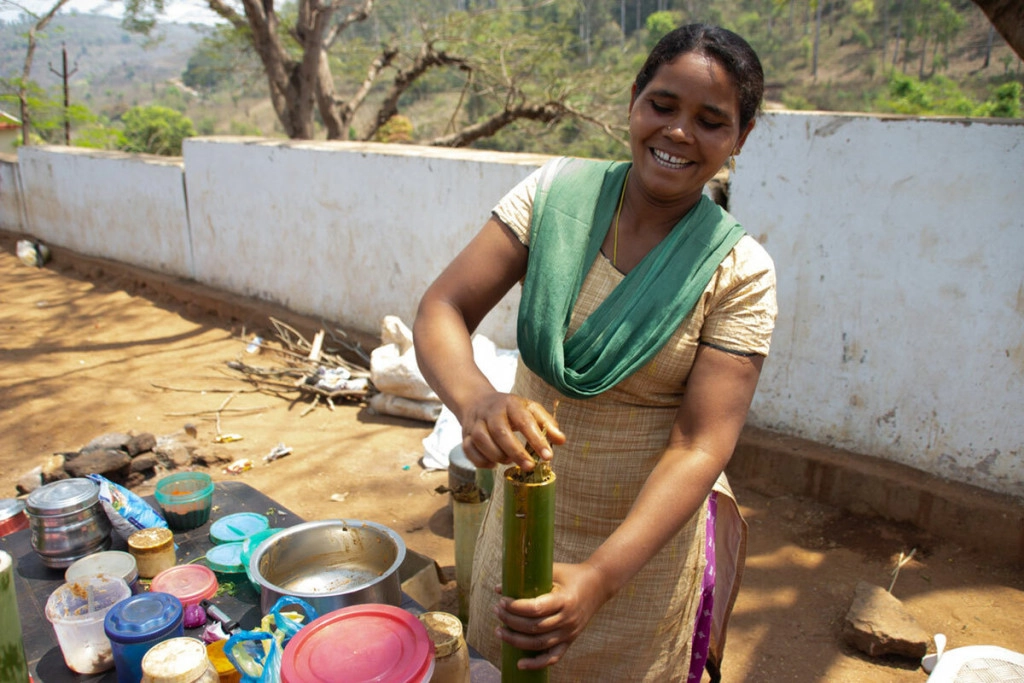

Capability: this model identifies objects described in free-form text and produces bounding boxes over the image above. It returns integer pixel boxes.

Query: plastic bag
[16,239,49,267]
[225,597,318,683]
[85,473,168,538]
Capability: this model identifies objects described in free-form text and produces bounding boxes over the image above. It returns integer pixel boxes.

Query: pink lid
[149,564,218,605]
[282,604,434,683]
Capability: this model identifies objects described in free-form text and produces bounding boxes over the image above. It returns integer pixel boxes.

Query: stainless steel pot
[25,478,112,569]
[250,519,405,616]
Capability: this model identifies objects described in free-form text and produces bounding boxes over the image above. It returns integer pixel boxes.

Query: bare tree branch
[971,0,1024,60]
[330,46,398,137]
[363,44,469,141]
[426,100,568,147]
[324,0,374,50]
[205,0,248,31]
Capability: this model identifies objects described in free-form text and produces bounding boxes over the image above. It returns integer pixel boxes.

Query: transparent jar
[141,637,218,683]
[418,611,470,683]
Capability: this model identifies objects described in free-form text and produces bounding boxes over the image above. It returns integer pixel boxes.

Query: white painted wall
[730,112,1024,497]
[183,138,549,344]
[17,146,194,278]
[9,114,1023,497]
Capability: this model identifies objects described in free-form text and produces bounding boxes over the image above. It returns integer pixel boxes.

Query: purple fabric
[687,491,718,681]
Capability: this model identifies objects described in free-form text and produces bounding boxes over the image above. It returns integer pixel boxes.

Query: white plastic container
[45,574,132,674]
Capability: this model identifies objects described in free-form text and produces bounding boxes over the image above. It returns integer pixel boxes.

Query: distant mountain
[0,13,203,100]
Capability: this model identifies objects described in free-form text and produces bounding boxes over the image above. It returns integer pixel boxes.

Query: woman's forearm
[413,296,497,420]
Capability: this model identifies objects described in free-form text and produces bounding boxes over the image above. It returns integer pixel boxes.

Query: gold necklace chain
[612,168,630,268]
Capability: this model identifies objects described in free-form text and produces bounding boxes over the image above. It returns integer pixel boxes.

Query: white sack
[370,315,437,402]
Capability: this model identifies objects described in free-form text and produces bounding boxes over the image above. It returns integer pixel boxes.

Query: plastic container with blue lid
[104,592,184,683]
[209,513,269,545]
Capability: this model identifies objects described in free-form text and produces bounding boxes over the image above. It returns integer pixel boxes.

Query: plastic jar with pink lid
[150,564,219,629]
[280,604,435,683]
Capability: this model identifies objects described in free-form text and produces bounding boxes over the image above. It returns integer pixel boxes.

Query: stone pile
[15,425,233,495]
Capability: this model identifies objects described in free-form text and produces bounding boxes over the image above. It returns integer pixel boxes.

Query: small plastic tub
[104,592,184,683]
[205,542,246,584]
[209,513,269,545]
[154,472,215,531]
[66,550,141,595]
[45,574,132,675]
[150,564,219,629]
[280,604,434,683]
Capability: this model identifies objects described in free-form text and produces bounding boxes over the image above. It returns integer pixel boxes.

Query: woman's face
[628,50,753,209]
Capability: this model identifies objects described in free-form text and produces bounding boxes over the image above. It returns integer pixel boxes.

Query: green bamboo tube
[0,550,31,683]
[501,465,556,683]
[453,494,487,624]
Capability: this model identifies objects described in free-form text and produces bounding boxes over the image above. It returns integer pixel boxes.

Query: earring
[728,156,736,172]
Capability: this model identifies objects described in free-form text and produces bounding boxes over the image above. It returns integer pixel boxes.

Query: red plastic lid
[281,604,434,683]
[149,564,218,605]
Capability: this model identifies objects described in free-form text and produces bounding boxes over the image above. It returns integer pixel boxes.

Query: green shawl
[517,157,746,399]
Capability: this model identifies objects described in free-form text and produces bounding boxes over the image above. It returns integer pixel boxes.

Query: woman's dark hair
[634,23,765,131]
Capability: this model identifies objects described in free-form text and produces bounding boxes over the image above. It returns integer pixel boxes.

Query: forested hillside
[0,0,1019,157]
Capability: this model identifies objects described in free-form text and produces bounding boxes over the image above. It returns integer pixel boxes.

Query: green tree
[182,24,263,93]
[644,11,682,52]
[119,104,195,155]
[978,81,1022,118]
[4,0,74,145]
[0,76,102,144]
[120,0,625,146]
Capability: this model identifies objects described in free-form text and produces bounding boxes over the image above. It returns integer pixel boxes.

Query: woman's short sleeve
[700,236,778,357]
[492,164,547,245]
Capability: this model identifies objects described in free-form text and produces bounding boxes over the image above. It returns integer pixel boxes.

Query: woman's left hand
[494,562,610,670]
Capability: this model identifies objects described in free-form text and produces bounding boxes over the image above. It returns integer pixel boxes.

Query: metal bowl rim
[249,519,406,598]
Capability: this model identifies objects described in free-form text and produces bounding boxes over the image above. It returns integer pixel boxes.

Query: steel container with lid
[25,478,112,569]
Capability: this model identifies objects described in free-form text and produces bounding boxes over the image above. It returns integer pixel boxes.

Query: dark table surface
[2,480,498,683]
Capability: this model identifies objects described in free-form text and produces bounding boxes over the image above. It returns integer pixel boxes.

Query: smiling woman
[414,22,776,683]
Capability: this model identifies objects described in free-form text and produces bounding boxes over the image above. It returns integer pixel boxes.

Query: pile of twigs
[224,317,374,416]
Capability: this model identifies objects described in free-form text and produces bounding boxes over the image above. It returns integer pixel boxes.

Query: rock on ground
[842,580,929,660]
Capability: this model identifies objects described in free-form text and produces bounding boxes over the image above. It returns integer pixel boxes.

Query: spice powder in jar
[418,611,470,683]
[128,527,176,579]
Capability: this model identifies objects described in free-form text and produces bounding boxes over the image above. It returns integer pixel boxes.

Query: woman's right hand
[459,392,565,471]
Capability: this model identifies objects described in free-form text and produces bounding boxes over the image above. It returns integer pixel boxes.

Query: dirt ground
[2,237,1023,683]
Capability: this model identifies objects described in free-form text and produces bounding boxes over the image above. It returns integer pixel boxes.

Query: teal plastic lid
[210,512,270,545]
[205,542,245,574]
